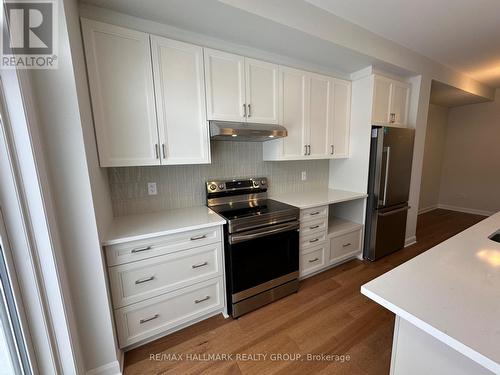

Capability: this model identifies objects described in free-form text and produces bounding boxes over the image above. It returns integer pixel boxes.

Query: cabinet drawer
[109,243,222,308]
[300,245,327,277]
[330,229,362,264]
[115,277,224,348]
[105,226,222,266]
[300,206,328,222]
[300,230,327,251]
[300,217,328,236]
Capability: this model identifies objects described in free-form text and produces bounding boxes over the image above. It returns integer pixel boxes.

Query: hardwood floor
[123,209,486,375]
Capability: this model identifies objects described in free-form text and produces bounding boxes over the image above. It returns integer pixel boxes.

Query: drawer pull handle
[135,276,155,285]
[309,225,320,229]
[310,212,320,216]
[342,242,352,247]
[309,238,319,243]
[131,246,152,254]
[190,234,207,241]
[194,296,210,304]
[192,261,208,269]
[139,314,159,324]
[308,257,319,263]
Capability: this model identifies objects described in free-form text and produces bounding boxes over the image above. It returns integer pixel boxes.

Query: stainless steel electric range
[206,177,300,318]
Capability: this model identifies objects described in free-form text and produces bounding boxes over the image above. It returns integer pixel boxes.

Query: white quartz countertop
[271,189,367,209]
[102,206,226,246]
[361,212,500,374]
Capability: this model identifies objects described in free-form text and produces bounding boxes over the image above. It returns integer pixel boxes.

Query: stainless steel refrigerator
[364,126,415,261]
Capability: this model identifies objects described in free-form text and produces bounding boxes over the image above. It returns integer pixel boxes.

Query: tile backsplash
[108,142,329,216]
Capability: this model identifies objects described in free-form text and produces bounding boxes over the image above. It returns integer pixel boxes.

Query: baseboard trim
[404,236,417,247]
[437,204,494,217]
[418,205,438,214]
[86,361,121,375]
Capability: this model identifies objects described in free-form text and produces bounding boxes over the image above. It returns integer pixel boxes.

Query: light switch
[301,171,307,181]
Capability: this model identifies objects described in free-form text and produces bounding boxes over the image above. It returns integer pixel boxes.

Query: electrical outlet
[301,171,307,181]
[147,182,157,195]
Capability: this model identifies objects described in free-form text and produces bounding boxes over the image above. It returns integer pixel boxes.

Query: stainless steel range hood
[209,120,287,142]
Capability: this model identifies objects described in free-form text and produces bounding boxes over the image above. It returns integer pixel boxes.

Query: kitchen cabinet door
[390,81,410,126]
[81,19,159,167]
[330,79,351,158]
[279,67,309,158]
[151,36,210,165]
[244,58,279,124]
[308,73,332,158]
[204,48,246,122]
[372,75,392,125]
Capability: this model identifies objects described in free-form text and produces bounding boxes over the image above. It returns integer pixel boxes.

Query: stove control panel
[206,177,268,194]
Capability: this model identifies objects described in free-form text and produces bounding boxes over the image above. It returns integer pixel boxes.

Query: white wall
[438,89,500,215]
[419,104,449,212]
[26,0,119,372]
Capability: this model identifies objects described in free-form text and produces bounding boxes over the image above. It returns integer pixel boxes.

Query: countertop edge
[360,285,500,374]
[271,190,368,209]
[102,219,226,247]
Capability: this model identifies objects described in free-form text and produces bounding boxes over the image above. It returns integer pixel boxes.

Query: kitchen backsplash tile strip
[109,142,329,216]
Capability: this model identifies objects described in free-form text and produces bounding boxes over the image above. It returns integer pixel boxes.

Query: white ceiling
[306,0,500,88]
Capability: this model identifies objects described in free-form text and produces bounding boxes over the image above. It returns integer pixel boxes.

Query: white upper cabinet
[245,58,279,124]
[331,79,351,158]
[204,48,246,122]
[372,74,410,127]
[204,49,279,124]
[308,73,332,158]
[151,36,210,165]
[390,81,410,126]
[263,67,351,161]
[278,66,309,159]
[82,20,212,167]
[81,19,159,167]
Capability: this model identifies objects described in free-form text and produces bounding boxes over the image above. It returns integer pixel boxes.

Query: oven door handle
[229,222,299,244]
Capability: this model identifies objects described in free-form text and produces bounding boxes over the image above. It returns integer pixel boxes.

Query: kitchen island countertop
[362,211,500,373]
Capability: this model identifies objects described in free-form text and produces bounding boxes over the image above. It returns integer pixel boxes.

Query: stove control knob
[261,180,266,185]
[218,184,225,190]
[253,181,259,187]
[209,183,217,191]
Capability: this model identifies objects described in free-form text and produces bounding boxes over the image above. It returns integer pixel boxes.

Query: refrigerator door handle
[379,205,411,216]
[382,146,391,206]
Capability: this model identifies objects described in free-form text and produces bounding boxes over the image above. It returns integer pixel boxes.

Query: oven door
[227,221,299,302]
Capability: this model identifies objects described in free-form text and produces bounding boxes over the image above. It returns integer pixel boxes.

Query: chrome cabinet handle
[135,276,155,285]
[309,225,320,229]
[190,234,207,241]
[308,257,319,263]
[243,103,247,117]
[304,145,308,155]
[192,261,208,269]
[194,296,210,304]
[247,104,251,117]
[307,145,311,155]
[342,243,352,248]
[310,211,320,216]
[154,144,159,159]
[390,113,396,123]
[309,238,319,243]
[162,144,166,159]
[131,246,152,254]
[140,314,159,324]
[331,145,334,155]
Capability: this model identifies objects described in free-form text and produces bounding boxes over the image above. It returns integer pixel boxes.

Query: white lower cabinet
[299,205,364,279]
[329,228,363,264]
[115,278,224,348]
[105,225,225,348]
